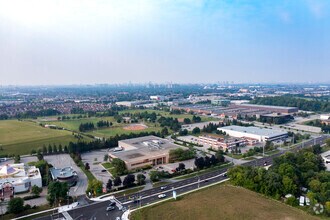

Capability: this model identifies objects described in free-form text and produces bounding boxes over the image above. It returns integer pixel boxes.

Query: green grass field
[0,120,86,155]
[39,116,117,131]
[131,184,320,220]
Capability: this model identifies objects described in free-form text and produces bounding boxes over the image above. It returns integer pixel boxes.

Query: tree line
[250,96,330,112]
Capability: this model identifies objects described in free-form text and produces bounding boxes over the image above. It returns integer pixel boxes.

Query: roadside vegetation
[228,143,330,218]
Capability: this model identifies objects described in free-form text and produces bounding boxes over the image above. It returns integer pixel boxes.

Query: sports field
[86,123,163,138]
[131,184,319,220]
[0,120,85,155]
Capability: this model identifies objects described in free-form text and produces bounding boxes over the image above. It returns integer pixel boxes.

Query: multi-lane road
[36,135,329,220]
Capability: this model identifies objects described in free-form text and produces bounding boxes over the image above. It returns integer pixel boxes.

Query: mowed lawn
[131,184,319,220]
[40,116,117,131]
[87,123,163,138]
[0,120,82,155]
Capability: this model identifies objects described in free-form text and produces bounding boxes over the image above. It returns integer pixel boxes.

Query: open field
[0,120,86,155]
[120,109,216,122]
[131,184,320,220]
[39,116,117,131]
[87,124,162,138]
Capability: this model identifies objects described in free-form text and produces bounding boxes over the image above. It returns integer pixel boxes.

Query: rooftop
[113,136,181,162]
[240,103,298,110]
[50,167,77,179]
[219,125,287,137]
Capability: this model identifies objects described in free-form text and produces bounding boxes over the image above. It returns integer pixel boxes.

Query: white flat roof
[218,125,287,138]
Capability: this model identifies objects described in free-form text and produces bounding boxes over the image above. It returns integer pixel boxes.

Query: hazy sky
[0,0,329,85]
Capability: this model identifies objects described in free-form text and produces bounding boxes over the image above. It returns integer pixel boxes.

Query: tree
[136,174,146,185]
[282,175,297,195]
[85,163,90,171]
[31,185,42,196]
[286,196,298,206]
[325,201,330,217]
[37,153,43,161]
[47,181,69,206]
[42,145,47,154]
[215,150,225,163]
[113,176,122,187]
[7,197,24,214]
[192,127,200,134]
[123,174,135,188]
[48,144,53,154]
[161,127,169,136]
[312,144,322,154]
[183,118,191,124]
[111,158,127,177]
[194,157,205,169]
[86,179,103,197]
[30,149,37,155]
[14,154,20,163]
[106,179,113,192]
[177,163,185,171]
[58,144,63,153]
[104,154,109,162]
[53,144,58,153]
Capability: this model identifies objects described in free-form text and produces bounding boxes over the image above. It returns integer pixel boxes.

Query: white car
[158,194,166,199]
[160,186,167,190]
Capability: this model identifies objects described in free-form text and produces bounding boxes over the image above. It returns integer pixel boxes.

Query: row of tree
[194,150,226,169]
[96,120,112,128]
[79,122,95,132]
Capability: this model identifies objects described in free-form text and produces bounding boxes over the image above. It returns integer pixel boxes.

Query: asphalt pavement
[34,134,329,220]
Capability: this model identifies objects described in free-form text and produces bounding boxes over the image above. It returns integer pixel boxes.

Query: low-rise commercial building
[217,125,288,142]
[50,167,78,186]
[198,135,248,151]
[0,163,42,197]
[108,136,182,170]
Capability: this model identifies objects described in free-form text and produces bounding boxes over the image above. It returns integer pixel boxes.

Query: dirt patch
[123,124,148,131]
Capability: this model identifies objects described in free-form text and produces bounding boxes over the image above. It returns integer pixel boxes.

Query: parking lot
[44,154,88,196]
[81,149,112,185]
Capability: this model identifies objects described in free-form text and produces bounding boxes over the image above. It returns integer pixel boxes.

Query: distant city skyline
[0,0,329,85]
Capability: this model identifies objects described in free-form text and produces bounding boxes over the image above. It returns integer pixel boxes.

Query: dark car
[106,206,115,211]
[101,169,107,172]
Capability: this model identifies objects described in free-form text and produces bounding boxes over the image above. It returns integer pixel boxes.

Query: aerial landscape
[0,0,329,220]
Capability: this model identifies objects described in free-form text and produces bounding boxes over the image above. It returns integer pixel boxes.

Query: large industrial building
[108,136,182,170]
[218,125,288,142]
[0,163,42,197]
[237,104,298,114]
[171,103,298,118]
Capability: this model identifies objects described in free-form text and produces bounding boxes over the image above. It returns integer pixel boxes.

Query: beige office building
[108,136,182,170]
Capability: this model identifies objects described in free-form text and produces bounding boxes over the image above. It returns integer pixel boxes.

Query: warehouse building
[237,104,298,114]
[108,136,182,170]
[218,125,288,142]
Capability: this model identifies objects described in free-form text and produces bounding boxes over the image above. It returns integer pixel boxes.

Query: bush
[286,197,298,206]
[8,197,24,214]
[23,195,40,200]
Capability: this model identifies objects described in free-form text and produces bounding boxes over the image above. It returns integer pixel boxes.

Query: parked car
[160,186,167,190]
[101,169,107,172]
[109,201,116,206]
[106,206,115,211]
[158,194,166,199]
